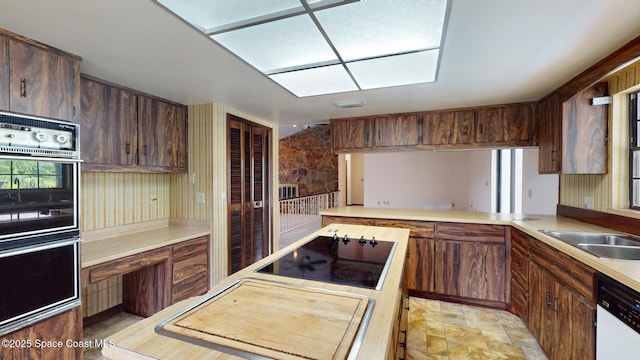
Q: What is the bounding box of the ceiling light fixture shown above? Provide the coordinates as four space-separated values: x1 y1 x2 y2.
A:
155 0 449 97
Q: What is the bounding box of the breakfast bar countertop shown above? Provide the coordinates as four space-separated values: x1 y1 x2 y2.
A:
102 223 410 360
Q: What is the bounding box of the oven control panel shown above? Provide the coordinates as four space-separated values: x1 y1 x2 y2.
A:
0 112 78 152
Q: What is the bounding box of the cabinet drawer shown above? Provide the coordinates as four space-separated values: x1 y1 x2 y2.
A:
172 236 208 260
173 252 208 284
511 247 528 289
436 223 505 244
172 272 208 303
511 228 530 255
322 216 376 227
375 219 434 238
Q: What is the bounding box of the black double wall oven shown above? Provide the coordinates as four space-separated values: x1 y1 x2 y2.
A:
0 112 81 336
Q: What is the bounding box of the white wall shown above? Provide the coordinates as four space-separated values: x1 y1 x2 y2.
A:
467 150 494 212
521 148 559 215
359 148 557 214
363 151 480 210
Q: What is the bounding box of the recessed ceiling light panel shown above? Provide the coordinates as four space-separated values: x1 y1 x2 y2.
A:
269 65 358 97
347 50 440 90
212 15 337 72
315 0 447 61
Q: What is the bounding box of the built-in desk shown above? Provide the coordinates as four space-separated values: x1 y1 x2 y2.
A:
81 220 211 317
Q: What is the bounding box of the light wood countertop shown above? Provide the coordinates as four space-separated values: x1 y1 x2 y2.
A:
81 221 210 268
102 224 410 360
322 206 640 293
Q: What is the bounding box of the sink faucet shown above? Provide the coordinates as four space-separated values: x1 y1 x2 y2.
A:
13 178 20 203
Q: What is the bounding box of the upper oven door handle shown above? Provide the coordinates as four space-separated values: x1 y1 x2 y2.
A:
0 155 83 163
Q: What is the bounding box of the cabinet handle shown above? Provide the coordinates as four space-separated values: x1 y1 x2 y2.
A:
553 297 559 312
20 78 26 97
545 290 551 305
125 143 131 155
551 150 557 162
479 123 483 134
143 144 147 156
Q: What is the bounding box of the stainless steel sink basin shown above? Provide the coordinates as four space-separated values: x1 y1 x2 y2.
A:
577 244 640 261
539 230 640 261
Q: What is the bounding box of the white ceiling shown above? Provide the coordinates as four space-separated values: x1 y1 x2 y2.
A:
1 0 640 136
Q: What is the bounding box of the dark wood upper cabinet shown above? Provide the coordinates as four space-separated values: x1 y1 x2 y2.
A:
331 117 373 151
80 76 187 173
424 110 474 145
561 83 608 174
0 36 8 110
0 30 80 122
538 83 608 174
137 95 187 171
374 114 421 147
80 75 137 166
475 102 536 144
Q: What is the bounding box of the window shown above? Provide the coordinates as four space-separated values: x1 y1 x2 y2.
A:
0 161 63 190
631 92 640 209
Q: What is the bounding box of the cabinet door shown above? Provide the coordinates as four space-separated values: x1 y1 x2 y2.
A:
562 82 608 174
406 237 435 292
9 40 79 122
331 118 372 151
0 36 8 110
137 95 187 171
475 103 535 144
374 114 421 147
80 76 137 166
424 110 474 145
538 94 562 173
528 262 553 354
434 241 506 302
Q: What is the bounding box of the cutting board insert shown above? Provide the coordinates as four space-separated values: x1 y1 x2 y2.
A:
157 278 372 359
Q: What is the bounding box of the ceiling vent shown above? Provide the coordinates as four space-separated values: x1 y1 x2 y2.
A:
334 99 366 108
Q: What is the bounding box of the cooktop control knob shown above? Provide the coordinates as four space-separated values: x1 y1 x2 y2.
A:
359 236 367 245
370 237 378 247
33 132 48 142
54 134 68 144
342 234 349 244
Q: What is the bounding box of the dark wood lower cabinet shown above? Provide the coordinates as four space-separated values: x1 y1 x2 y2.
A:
406 237 435 292
528 262 595 360
0 307 82 360
434 240 506 303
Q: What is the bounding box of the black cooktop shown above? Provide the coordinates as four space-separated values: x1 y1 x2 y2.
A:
256 234 395 290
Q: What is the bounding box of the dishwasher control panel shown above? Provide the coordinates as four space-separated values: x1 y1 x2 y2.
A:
598 274 640 333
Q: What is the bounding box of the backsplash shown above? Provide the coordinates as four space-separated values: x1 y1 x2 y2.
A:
81 172 171 231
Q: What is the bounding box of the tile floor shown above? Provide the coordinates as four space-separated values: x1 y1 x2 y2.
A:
82 312 143 360
82 297 546 360
406 298 547 360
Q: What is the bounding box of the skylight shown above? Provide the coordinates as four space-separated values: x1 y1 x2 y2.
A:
155 0 448 97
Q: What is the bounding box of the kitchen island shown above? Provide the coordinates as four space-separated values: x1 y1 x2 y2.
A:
101 223 410 360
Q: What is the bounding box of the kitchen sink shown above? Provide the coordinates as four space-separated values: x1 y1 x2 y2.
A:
539 230 640 261
577 244 640 261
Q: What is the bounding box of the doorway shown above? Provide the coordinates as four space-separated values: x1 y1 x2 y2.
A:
227 114 272 274
346 154 364 206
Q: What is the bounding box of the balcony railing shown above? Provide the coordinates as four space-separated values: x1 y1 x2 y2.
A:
279 191 339 234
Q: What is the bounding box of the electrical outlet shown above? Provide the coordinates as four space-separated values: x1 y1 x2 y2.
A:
195 192 205 204
583 196 595 210
528 189 533 198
